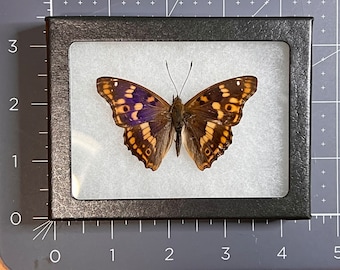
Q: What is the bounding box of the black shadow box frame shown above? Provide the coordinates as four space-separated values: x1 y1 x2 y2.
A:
46 17 312 219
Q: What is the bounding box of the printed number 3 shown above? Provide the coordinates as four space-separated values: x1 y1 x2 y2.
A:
221 247 231 261
8 40 18 54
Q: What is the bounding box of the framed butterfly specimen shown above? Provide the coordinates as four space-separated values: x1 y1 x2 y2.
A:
47 16 311 219
97 75 257 171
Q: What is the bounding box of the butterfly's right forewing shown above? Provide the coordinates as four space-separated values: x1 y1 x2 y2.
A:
96 77 174 170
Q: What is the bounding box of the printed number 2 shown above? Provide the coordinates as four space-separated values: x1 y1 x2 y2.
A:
8 40 18 54
165 247 174 261
9 97 19 111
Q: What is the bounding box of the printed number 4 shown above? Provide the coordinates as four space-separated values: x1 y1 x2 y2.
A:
277 246 287 260
8 40 18 54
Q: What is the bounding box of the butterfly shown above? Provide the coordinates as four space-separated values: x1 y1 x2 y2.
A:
96 75 257 171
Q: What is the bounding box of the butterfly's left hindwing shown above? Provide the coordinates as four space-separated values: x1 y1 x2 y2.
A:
183 76 257 170
96 77 174 170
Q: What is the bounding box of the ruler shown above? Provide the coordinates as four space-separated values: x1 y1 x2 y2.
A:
0 0 339 269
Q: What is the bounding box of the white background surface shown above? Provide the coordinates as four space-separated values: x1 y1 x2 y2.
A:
69 41 289 199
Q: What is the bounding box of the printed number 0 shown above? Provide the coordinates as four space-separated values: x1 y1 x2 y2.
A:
165 247 174 261
8 40 18 54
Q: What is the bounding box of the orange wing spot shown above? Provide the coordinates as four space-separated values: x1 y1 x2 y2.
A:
206 121 217 129
147 96 155 103
229 97 239 104
129 137 136 144
218 143 224 149
103 89 112 95
219 84 225 89
132 144 138 149
116 105 130 114
142 127 151 137
107 94 113 100
212 103 224 119
115 115 122 124
115 98 125 105
217 110 224 119
225 104 239 113
142 154 148 162
149 137 156 148
145 148 152 156
136 148 143 155
124 93 133 98
130 85 136 90
131 111 138 120
205 126 214 135
125 88 135 94
134 103 143 111
213 148 220 155
140 123 148 130
222 92 230 98
220 136 227 144
200 96 209 102
127 131 133 138
212 102 221 110
204 133 213 142
223 130 229 137
200 137 205 147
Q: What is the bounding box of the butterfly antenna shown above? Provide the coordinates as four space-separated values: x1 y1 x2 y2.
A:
179 61 193 97
166 61 179 96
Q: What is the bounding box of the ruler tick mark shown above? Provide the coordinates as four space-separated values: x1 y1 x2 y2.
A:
167 220 171 239
31 102 48 106
32 159 48 163
223 219 227 238
30 44 47 48
111 220 114 239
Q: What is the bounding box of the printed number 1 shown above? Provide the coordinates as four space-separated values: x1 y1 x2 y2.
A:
8 40 18 54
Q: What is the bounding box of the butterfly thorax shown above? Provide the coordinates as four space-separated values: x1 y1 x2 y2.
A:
171 96 185 157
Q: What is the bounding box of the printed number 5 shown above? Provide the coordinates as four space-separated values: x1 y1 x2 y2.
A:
334 246 340 259
8 40 18 54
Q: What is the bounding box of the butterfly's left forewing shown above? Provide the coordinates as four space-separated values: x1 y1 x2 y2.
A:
96 77 174 170
183 76 257 170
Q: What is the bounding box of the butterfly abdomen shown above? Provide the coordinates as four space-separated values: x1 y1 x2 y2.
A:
171 96 185 156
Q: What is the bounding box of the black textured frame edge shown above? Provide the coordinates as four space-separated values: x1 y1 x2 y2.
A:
47 17 312 219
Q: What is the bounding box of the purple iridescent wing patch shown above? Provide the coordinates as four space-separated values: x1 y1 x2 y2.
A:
96 77 174 171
